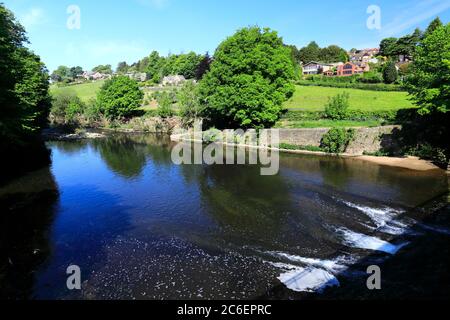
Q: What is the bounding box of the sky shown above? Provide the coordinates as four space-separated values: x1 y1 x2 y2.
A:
4 0 450 72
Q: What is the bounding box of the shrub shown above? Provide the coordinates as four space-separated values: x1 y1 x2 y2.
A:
51 91 85 123
406 144 448 166
279 143 323 152
324 92 350 120
177 81 202 127
156 91 175 118
383 61 398 84
97 76 144 119
296 79 404 92
321 128 355 154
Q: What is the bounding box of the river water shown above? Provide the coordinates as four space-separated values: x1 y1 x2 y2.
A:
0 134 448 299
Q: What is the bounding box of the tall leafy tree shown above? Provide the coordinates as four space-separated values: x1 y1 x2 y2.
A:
199 27 295 128
424 17 443 38
196 52 212 80
383 61 398 84
1 4 51 179
97 76 143 119
298 41 320 63
407 23 449 114
379 37 398 58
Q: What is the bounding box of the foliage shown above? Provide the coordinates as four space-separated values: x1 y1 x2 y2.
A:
324 92 350 120
296 79 404 91
196 52 212 80
177 81 202 126
0 4 51 148
156 91 175 118
92 64 113 74
406 23 450 114
51 90 85 122
199 26 295 128
116 61 129 74
320 128 355 154
424 17 443 38
383 61 398 84
279 143 323 152
295 42 348 63
97 76 144 119
406 144 448 166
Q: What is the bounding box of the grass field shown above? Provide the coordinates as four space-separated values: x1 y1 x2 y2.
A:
283 85 415 112
50 80 106 102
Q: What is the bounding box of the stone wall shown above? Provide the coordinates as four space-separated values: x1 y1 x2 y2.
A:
172 125 402 156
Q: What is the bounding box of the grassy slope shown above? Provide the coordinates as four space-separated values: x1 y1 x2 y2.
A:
50 80 106 102
283 85 415 112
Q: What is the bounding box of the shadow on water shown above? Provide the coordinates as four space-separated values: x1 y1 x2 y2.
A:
0 167 58 299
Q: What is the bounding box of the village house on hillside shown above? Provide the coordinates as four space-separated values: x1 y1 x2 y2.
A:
302 62 333 75
336 62 368 76
162 75 186 86
81 71 111 81
125 72 148 82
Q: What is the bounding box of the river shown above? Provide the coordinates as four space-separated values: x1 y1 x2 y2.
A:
0 133 448 299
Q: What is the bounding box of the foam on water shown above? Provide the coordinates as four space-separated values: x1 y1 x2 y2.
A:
341 201 410 235
337 227 409 254
268 262 339 293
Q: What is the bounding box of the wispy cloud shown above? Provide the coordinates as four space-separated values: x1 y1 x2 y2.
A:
136 0 170 9
20 7 45 29
381 0 450 37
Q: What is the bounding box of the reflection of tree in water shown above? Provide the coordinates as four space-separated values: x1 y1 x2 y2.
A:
179 158 294 242
48 140 89 155
0 168 58 299
91 135 147 179
91 134 175 179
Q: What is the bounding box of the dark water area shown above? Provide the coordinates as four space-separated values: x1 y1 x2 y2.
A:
0 134 448 300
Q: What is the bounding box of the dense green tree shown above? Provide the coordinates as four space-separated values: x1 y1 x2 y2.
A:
92 64 113 74
407 23 449 114
195 52 212 80
424 17 443 38
1 4 51 178
379 37 398 58
51 65 71 82
383 61 398 84
199 27 295 128
298 41 321 63
320 45 349 63
96 76 143 119
177 81 203 126
69 66 83 79
116 61 129 74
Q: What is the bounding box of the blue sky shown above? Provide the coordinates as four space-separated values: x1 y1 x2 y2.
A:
4 0 450 72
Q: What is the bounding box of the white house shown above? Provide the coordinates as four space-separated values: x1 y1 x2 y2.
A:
302 62 333 75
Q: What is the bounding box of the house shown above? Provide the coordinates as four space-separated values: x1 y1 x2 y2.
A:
81 71 110 81
349 48 379 65
126 72 148 82
336 62 366 76
162 75 186 86
302 62 333 75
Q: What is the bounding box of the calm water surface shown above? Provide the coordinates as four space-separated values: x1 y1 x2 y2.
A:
0 134 448 299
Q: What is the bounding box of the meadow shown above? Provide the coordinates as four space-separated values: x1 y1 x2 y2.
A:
283 85 415 112
50 80 106 102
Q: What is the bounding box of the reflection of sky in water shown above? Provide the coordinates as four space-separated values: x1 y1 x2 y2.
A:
2 135 447 299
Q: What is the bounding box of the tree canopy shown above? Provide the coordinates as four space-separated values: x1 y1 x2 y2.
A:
0 4 51 148
97 76 144 119
406 23 450 114
199 27 295 128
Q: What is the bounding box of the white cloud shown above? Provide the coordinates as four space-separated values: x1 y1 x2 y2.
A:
20 8 45 29
380 0 450 37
